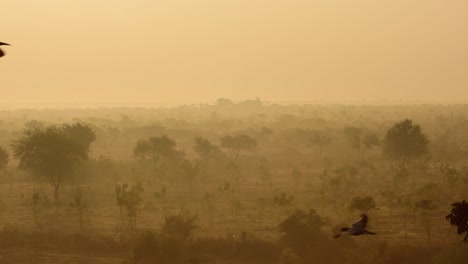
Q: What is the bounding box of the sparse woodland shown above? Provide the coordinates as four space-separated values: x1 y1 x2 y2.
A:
0 99 468 263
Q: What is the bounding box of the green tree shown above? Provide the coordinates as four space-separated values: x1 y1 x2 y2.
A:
238 97 263 108
116 182 144 236
343 126 363 152
178 158 199 191
414 199 436 247
308 130 331 157
396 194 414 239
216 98 235 107
11 123 95 204
193 136 223 159
291 168 302 191
204 193 216 229
349 196 377 213
24 120 45 130
273 192 294 223
161 214 198 240
274 192 295 221
274 192 294 208
383 119 429 166
31 193 42 231
440 163 459 194
133 135 184 181
218 182 241 229
343 127 380 161
62 123 96 150
70 187 88 232
257 158 272 188
220 134 257 158
154 186 169 221
362 133 380 159
115 184 126 227
446 200 468 243
133 135 178 163
256 197 267 230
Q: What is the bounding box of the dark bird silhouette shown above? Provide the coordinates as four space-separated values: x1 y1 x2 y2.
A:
334 214 376 238
0 42 10 58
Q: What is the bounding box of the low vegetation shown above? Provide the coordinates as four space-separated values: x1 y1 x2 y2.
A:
0 100 467 263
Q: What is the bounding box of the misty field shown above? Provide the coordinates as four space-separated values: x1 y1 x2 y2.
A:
0 100 467 263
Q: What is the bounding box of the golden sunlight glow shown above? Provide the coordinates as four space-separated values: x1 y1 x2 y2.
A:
1 0 468 105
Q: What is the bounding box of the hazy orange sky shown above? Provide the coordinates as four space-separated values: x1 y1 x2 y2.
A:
1 0 468 105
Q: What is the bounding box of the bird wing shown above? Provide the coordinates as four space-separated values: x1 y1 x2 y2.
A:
0 48 4 58
352 214 368 229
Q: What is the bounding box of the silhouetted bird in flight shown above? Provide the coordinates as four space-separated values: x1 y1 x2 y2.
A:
0 42 10 58
334 214 376 238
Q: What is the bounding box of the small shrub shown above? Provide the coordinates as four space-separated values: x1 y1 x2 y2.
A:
161 214 197 239
132 231 161 264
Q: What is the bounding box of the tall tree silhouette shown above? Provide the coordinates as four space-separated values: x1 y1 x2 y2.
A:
133 135 184 180
11 123 95 203
414 199 436 247
220 134 257 158
308 130 331 158
383 119 429 167
193 136 223 159
446 200 468 243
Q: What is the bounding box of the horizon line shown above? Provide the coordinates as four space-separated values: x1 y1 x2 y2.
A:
1 99 468 110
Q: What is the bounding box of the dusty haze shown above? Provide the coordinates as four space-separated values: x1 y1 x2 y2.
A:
1 0 468 105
